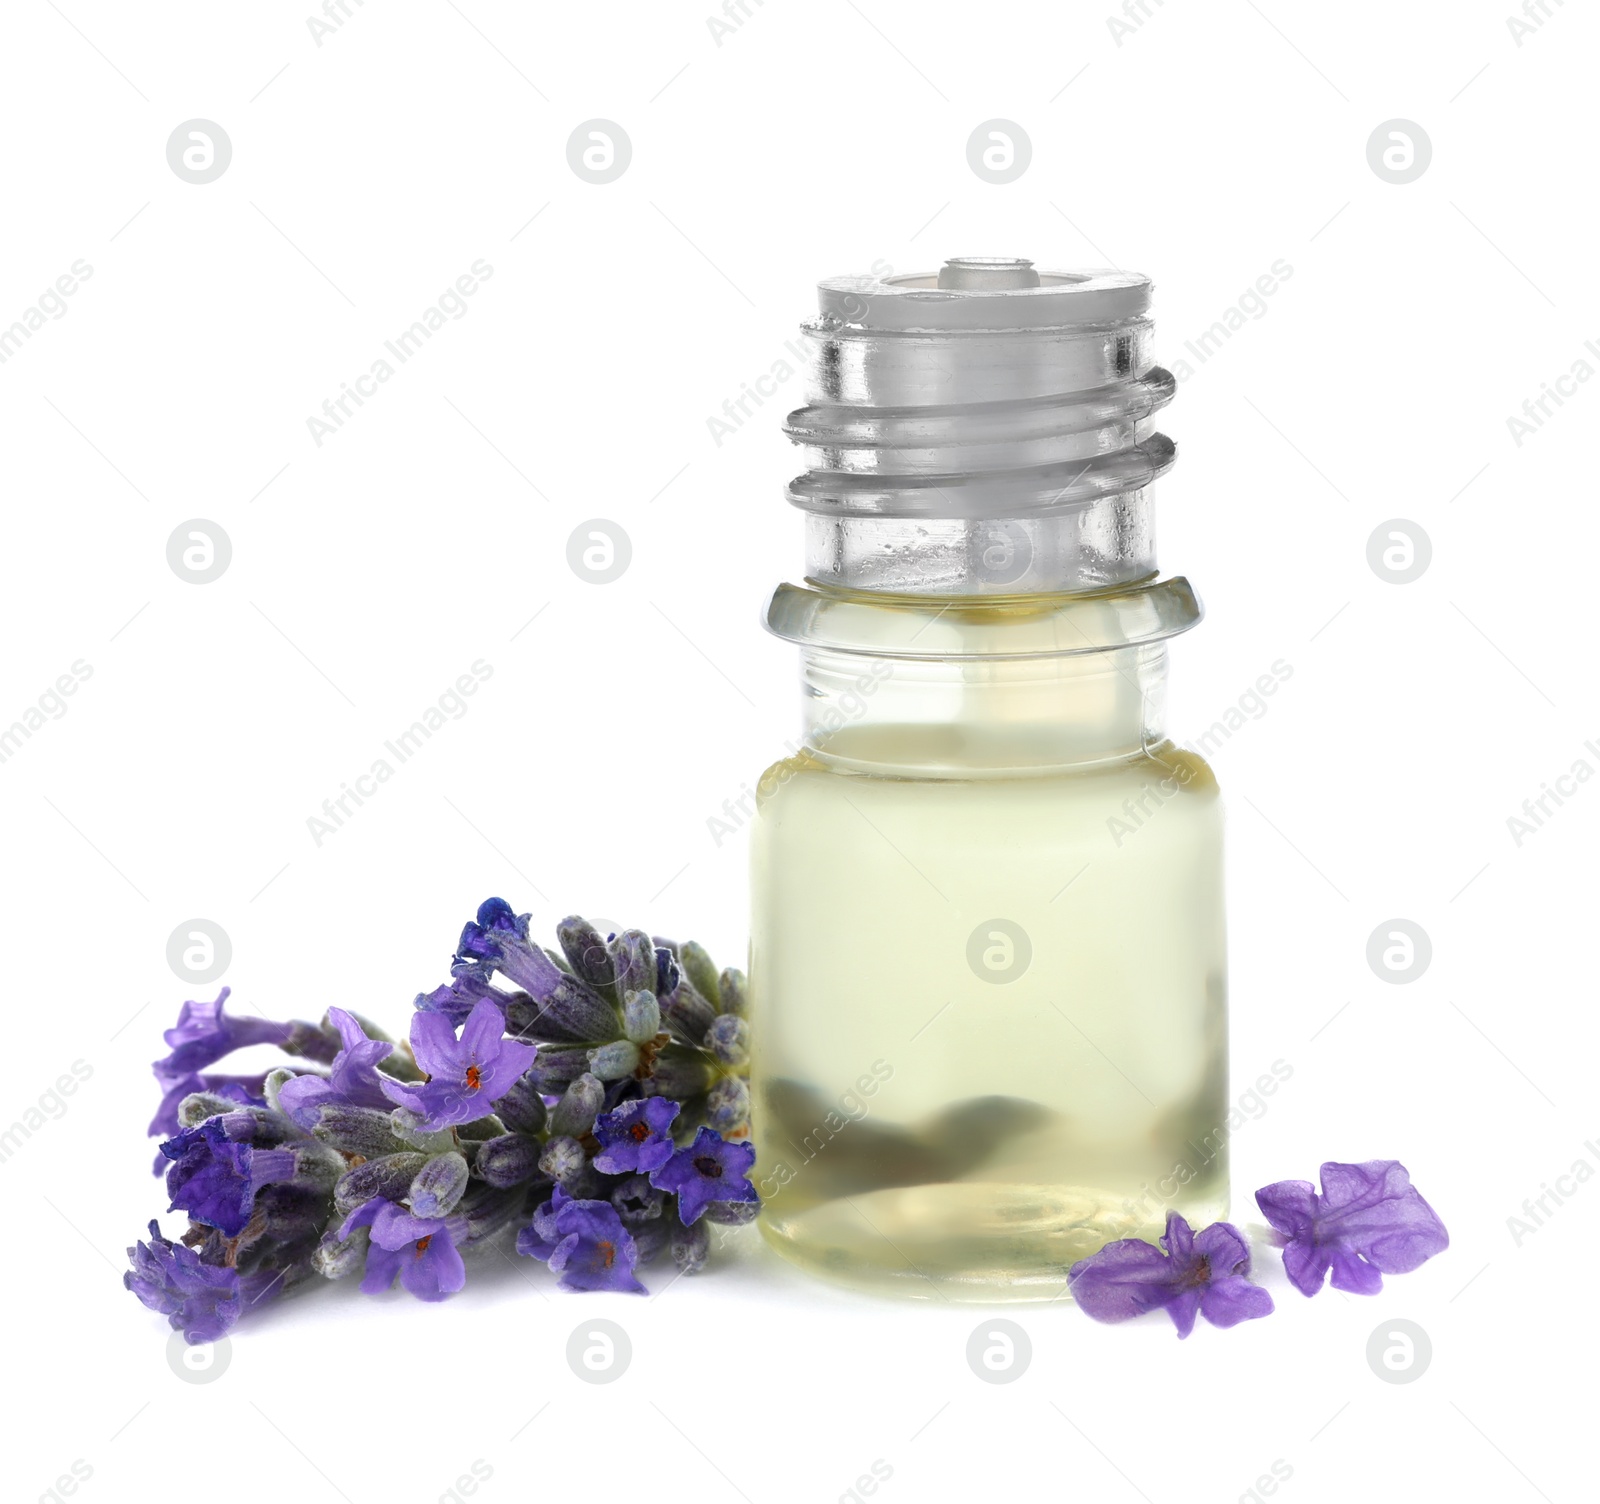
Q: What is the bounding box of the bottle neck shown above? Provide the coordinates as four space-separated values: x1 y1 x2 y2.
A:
798 642 1170 776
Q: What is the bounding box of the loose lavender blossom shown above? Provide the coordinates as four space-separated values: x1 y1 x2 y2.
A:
278 1008 395 1129
1255 1160 1448 1297
124 1220 242 1343
340 1199 466 1301
593 1098 681 1175
1069 1211 1274 1338
379 999 536 1132
651 1127 758 1225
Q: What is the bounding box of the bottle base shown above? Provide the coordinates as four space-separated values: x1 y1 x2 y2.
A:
758 1179 1227 1303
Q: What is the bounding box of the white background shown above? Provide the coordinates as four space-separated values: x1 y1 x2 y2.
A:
2 2 1595 1501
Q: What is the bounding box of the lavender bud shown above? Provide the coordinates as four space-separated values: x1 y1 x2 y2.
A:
610 929 656 997
549 1073 604 1137
632 1218 671 1266
409 1151 470 1217
293 1142 348 1189
278 1017 343 1066
475 1132 544 1189
312 1104 407 1158
312 1225 369 1280
703 1197 760 1226
678 940 721 1007
177 1091 253 1127
262 1066 298 1117
660 982 716 1042
505 974 618 1043
648 1049 711 1098
523 1044 593 1093
557 916 616 994
622 990 661 1045
334 1151 427 1216
672 1215 711 1274
588 1040 642 1081
491 1070 548 1137
451 1184 536 1246
655 947 681 998
705 1076 751 1136
539 1135 587 1184
455 1114 505 1142
718 967 747 1017
705 1014 750 1068
387 1107 456 1154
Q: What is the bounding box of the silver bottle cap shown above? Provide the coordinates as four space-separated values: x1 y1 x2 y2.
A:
785 259 1174 596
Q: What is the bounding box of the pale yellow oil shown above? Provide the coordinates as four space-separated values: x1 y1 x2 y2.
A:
749 724 1227 1302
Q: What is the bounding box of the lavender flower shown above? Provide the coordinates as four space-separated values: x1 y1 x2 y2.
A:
518 1187 647 1294
277 1008 395 1129
651 1127 758 1225
592 1098 680 1175
415 960 513 1029
149 987 323 1137
1068 1211 1274 1338
339 1198 466 1301
124 1220 242 1344
1255 1160 1448 1297
379 999 536 1132
455 898 567 997
161 1115 303 1237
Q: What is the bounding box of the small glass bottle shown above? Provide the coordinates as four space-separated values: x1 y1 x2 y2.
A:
748 259 1227 1301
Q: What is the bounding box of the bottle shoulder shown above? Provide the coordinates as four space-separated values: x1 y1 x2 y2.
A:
753 740 1222 799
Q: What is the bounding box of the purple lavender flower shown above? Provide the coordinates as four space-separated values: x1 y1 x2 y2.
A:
379 999 536 1132
592 1097 680 1175
415 960 511 1029
650 1127 758 1225
124 1220 242 1343
149 988 310 1136
339 1198 465 1301
455 898 567 997
517 1187 647 1294
277 1008 395 1129
1255 1160 1448 1297
161 1116 300 1237
1068 1211 1274 1338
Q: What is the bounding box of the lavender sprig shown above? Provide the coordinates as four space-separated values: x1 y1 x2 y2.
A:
126 900 756 1344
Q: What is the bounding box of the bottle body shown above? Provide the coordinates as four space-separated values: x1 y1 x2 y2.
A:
749 616 1227 1300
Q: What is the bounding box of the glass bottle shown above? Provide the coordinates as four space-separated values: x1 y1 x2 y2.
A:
748 259 1227 1301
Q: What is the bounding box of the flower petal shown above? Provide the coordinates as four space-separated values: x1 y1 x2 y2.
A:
1068 1237 1180 1324
1200 1275 1274 1329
